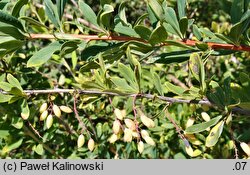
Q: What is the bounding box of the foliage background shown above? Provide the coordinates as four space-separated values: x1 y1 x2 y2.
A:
0 0 250 159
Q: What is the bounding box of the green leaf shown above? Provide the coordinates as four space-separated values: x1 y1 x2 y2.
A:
7 74 22 91
230 0 244 24
189 53 206 92
153 72 164 96
0 130 9 138
134 25 151 40
0 39 24 56
34 144 44 155
148 25 168 45
99 4 114 29
44 0 60 29
229 22 243 45
60 40 80 56
81 42 122 61
185 115 223 134
117 1 128 25
2 139 23 154
179 17 188 37
147 0 163 20
114 22 139 37
11 0 28 18
0 10 24 31
177 0 186 19
118 63 138 90
193 24 202 40
20 99 29 120
147 5 158 26
79 0 98 27
165 82 186 95
148 50 195 64
205 120 224 147
56 0 67 20
0 94 13 103
111 77 138 93
19 16 49 29
0 23 25 39
239 72 250 87
0 1 8 10
27 41 62 67
0 82 13 91
163 7 182 38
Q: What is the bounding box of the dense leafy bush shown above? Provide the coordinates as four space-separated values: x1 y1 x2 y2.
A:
0 0 250 159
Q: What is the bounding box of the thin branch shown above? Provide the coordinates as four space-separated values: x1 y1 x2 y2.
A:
167 74 189 90
1 89 250 115
23 124 63 158
27 34 250 52
73 95 89 134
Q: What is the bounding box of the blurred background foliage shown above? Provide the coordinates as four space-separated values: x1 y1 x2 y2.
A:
0 0 250 159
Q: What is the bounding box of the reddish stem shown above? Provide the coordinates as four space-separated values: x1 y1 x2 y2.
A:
28 34 250 52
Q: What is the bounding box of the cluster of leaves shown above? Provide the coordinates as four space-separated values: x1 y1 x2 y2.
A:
0 0 250 159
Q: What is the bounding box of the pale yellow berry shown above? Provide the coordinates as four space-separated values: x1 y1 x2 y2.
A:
240 142 250 156
114 108 126 120
46 114 53 129
39 103 48 113
132 131 140 138
53 105 61 118
88 138 95 151
140 130 149 139
112 120 121 134
124 128 133 142
108 134 118 143
40 110 48 121
140 113 155 128
137 141 144 153
59 105 73 113
144 136 155 146
186 117 195 128
77 134 85 148
124 119 136 131
201 112 210 122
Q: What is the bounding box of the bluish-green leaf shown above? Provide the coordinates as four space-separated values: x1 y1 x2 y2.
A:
111 77 138 93
230 0 244 24
0 10 24 31
185 115 222 134
165 82 186 95
44 0 60 28
11 0 28 17
147 0 163 20
148 25 168 45
19 16 49 29
177 0 186 19
153 72 164 96
179 17 188 37
79 0 98 27
114 22 139 37
27 41 62 67
118 63 138 90
163 7 182 38
56 0 67 20
134 25 151 40
0 23 25 39
99 4 114 29
193 24 202 40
